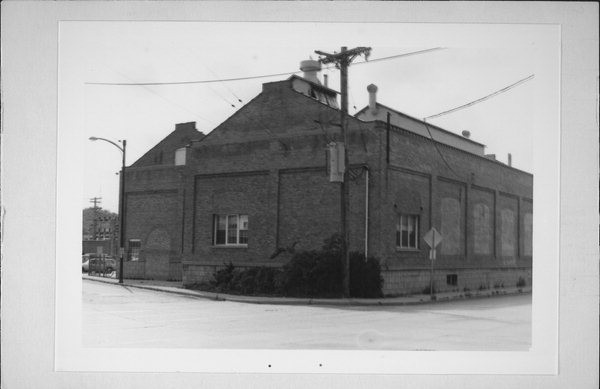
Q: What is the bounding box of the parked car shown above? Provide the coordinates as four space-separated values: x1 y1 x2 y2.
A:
82 256 89 273
87 254 117 276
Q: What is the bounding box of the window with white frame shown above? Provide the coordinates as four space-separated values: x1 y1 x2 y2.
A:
214 214 248 246
396 214 419 249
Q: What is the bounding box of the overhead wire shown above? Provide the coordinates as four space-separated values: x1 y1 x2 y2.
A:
202 63 244 103
423 74 535 121
86 70 303 86
419 73 534 178
422 120 463 179
89 60 216 126
84 48 446 87
353 47 445 66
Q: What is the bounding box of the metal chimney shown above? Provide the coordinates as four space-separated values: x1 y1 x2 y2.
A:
300 59 322 84
367 84 378 115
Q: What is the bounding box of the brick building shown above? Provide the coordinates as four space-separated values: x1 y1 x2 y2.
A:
120 61 533 295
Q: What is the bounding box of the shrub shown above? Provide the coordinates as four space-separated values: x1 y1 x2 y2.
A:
279 234 383 298
279 250 342 297
349 252 383 298
254 266 279 294
516 277 527 288
209 264 281 295
422 285 436 295
211 262 236 289
208 234 383 298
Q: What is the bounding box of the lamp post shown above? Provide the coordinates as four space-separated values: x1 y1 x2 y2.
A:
89 136 127 284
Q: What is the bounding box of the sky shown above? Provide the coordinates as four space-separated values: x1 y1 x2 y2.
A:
65 22 547 213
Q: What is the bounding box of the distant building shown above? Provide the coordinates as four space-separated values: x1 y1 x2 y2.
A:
119 60 532 295
82 210 118 255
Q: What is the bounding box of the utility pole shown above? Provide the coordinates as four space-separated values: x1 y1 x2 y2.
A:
89 136 127 283
89 197 102 240
315 46 371 298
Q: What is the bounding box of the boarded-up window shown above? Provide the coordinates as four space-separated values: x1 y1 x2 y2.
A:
501 209 516 257
473 203 492 255
523 212 533 256
441 197 461 255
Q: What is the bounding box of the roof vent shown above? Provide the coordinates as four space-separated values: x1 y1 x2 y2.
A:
300 59 322 85
367 84 378 115
461 130 471 138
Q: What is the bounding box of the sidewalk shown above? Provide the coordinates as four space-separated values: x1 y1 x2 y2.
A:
82 274 532 306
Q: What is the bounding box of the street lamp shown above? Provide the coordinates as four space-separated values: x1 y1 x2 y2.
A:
89 136 127 284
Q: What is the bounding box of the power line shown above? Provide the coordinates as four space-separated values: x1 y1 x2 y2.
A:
202 63 244 103
423 74 535 121
422 121 463 180
87 70 303 86
91 60 216 125
353 47 444 66
84 48 444 87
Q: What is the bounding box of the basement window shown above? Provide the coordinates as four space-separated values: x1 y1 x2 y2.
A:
213 214 248 246
447 274 458 286
396 214 419 249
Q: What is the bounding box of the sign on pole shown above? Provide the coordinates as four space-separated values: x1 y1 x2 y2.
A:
424 228 443 262
423 227 443 249
423 227 443 300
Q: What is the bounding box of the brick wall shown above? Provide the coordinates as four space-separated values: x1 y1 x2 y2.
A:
133 122 203 168
191 171 274 265
382 267 532 295
364 122 533 293
123 165 184 280
124 78 532 294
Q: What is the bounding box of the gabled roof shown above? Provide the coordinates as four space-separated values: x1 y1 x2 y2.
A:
131 122 204 168
355 102 485 147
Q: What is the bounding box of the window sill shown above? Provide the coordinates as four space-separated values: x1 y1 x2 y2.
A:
212 245 248 249
395 247 421 252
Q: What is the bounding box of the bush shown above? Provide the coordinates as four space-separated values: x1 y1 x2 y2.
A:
516 277 527 288
279 249 342 297
279 234 383 298
211 262 236 289
254 266 278 294
349 252 383 298
206 234 383 298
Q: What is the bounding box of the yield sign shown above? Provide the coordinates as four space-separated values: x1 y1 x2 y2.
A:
423 227 443 249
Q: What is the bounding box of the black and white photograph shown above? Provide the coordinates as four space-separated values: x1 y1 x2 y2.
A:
1 2 598 388
77 23 536 352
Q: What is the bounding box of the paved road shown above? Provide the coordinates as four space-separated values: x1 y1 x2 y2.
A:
83 280 531 350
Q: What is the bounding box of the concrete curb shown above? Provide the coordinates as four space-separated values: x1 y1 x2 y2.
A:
82 275 532 306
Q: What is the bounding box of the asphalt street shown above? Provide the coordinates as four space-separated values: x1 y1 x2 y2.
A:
83 279 532 350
